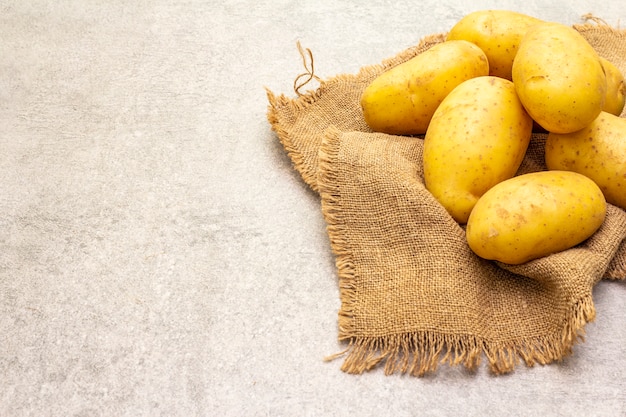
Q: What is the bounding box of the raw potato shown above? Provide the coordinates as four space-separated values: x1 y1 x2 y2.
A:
360 40 489 135
423 76 532 224
545 111 626 210
466 171 607 265
512 22 607 134
446 9 543 80
600 57 626 116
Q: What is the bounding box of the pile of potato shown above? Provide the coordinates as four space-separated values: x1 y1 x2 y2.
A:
360 10 626 264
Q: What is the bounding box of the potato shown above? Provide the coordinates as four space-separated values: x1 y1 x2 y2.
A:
466 171 606 265
360 40 489 135
545 111 626 210
600 57 626 116
423 76 532 224
446 9 543 80
512 22 607 134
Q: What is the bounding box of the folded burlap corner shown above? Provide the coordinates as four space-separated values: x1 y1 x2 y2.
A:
266 24 626 376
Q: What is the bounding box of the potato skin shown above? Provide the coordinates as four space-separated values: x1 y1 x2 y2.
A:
599 57 626 116
466 171 606 265
512 22 607 134
446 9 543 80
423 76 532 224
360 40 489 135
545 111 626 210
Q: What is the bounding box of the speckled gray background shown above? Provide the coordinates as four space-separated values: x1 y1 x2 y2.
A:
2 1 625 416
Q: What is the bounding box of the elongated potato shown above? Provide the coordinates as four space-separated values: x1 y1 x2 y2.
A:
545 111 626 210
361 40 489 135
423 76 532 224
512 22 607 133
600 57 626 116
466 171 606 265
447 9 543 80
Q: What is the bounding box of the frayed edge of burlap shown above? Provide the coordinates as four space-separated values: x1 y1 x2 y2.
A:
324 295 594 377
318 125 596 376
317 126 359 338
266 87 324 193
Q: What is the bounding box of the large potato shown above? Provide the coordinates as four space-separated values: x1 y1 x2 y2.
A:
599 57 626 116
466 171 606 265
446 9 543 80
545 111 626 210
512 22 607 133
423 76 532 224
360 40 489 135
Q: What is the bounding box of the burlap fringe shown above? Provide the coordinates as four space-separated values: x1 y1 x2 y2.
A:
318 125 596 376
327 292 596 377
266 88 323 192
317 126 359 339
265 42 328 193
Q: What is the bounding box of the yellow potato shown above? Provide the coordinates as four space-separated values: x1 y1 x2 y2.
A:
423 76 532 224
600 57 626 116
466 171 606 265
360 40 489 135
545 111 626 210
447 9 543 80
512 22 607 134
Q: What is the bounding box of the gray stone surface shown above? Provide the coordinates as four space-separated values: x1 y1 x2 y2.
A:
1 1 625 416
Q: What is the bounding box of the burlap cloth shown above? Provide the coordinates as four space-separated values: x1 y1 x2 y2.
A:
266 23 626 376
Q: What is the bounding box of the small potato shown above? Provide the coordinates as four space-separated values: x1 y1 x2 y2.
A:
447 9 543 80
512 22 607 134
466 171 606 265
423 76 532 224
360 40 489 135
545 111 626 210
600 57 626 116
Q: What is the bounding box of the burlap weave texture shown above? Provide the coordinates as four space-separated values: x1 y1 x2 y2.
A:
267 24 626 375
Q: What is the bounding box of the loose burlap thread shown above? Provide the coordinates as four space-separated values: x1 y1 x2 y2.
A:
266 23 626 376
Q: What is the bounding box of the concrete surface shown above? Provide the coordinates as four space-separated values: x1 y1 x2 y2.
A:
1 1 625 416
